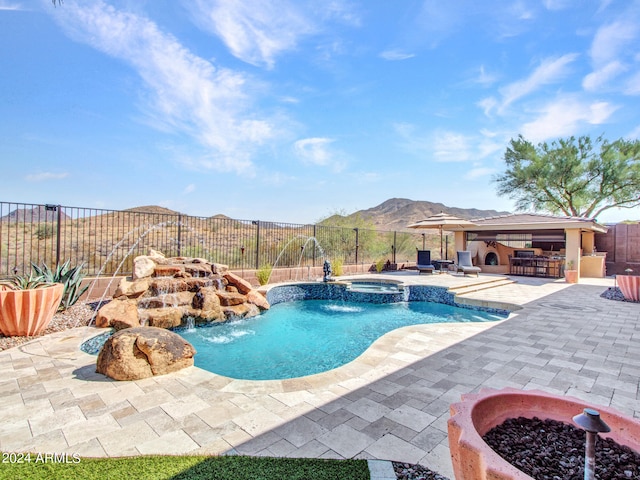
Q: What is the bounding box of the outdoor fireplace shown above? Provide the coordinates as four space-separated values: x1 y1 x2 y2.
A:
484 252 499 266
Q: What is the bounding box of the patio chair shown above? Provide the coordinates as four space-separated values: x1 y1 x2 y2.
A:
416 250 435 274
454 251 481 277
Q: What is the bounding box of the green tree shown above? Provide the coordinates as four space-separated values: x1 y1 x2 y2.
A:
495 135 640 219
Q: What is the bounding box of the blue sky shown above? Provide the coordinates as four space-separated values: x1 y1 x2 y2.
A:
1 0 639 224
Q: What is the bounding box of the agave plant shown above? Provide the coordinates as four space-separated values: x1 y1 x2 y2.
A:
31 260 89 311
0 273 51 291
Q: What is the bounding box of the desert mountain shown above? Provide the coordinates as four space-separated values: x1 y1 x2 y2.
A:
0 205 70 223
322 198 510 231
123 206 183 215
2 200 509 231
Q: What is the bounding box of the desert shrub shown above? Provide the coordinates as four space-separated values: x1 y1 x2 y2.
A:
375 258 386 273
256 263 273 286
331 258 343 276
35 223 55 240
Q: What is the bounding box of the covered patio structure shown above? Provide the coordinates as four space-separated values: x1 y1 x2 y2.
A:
444 213 609 282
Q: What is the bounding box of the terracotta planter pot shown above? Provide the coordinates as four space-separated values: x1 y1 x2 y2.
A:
564 269 578 283
0 283 64 336
618 275 640 302
448 387 640 480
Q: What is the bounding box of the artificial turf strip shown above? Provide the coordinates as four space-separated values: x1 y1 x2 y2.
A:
0 454 370 480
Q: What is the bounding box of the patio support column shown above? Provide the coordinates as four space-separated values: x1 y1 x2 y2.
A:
454 231 466 253
582 231 595 254
565 228 581 282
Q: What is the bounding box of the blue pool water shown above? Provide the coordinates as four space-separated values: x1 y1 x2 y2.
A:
177 299 504 380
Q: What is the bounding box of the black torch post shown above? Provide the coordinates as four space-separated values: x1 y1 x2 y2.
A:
573 408 611 480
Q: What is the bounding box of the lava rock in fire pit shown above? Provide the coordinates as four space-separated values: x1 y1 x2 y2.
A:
483 416 640 480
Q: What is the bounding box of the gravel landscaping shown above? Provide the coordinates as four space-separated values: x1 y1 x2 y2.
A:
600 286 639 302
393 462 450 480
0 300 100 352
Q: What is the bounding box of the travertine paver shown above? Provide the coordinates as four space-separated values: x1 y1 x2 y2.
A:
1 273 638 479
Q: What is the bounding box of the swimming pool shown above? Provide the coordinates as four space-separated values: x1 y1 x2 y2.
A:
176 298 505 380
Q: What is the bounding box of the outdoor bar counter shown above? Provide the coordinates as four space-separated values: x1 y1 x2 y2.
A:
508 255 564 278
580 253 607 277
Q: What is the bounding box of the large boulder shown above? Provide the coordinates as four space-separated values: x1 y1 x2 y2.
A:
133 256 156 279
96 327 196 381
95 298 140 330
246 290 270 311
222 303 260 319
114 277 149 299
216 290 246 306
224 272 253 294
139 307 183 329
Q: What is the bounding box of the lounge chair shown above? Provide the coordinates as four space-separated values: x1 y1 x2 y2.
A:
454 251 481 276
416 250 435 274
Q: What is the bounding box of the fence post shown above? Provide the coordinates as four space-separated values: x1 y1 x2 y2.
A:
45 204 61 268
254 221 260 269
393 231 397 264
354 228 359 265
313 224 317 267
177 214 182 257
56 205 62 267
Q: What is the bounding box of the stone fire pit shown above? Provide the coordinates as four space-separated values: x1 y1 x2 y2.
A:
448 387 640 480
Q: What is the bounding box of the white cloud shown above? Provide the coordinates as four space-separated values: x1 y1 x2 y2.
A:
394 124 500 163
356 172 382 183
589 20 638 66
183 184 196 195
509 1 535 20
627 124 640 139
624 70 640 95
542 0 572 10
318 1 362 27
477 97 498 117
521 96 618 142
475 65 498 86
379 50 415 61
25 172 69 182
0 1 22 10
597 0 614 13
464 167 497 180
497 54 579 112
479 128 498 138
432 132 473 162
293 137 345 171
584 5 640 96
582 60 627 91
477 139 503 158
186 0 315 68
52 1 275 174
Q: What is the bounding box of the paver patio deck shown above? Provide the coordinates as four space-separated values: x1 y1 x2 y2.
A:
1 273 638 478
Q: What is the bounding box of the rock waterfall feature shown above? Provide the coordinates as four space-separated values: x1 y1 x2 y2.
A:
96 250 270 331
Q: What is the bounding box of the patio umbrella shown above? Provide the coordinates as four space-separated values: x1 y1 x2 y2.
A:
407 212 477 259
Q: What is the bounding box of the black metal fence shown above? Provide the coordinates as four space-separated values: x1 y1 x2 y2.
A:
0 201 449 277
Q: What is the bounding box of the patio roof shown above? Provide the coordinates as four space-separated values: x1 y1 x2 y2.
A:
442 213 609 234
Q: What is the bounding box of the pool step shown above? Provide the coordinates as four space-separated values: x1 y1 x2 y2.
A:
448 277 516 296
